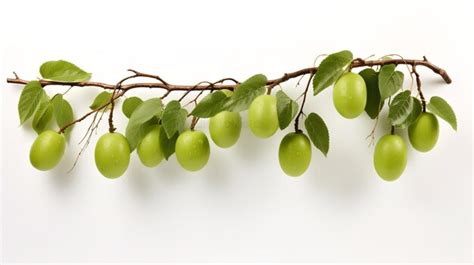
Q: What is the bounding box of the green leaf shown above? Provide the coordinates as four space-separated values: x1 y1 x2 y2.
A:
388 91 413 126
359 68 383 119
89 91 113 110
222 74 267 112
276 90 299 130
304 113 329 156
122 97 143 118
427 96 457 130
125 98 163 150
51 94 74 136
159 128 179 160
32 100 53 134
191 91 228 118
161 100 188 138
397 97 422 129
378 64 404 100
136 119 157 146
313 50 353 95
40 60 91 82
18 81 45 124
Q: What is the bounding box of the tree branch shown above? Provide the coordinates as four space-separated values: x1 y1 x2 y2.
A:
8 57 452 135
6 58 451 93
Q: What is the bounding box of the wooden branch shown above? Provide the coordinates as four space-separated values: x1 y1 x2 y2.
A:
6 58 451 93
6 57 452 134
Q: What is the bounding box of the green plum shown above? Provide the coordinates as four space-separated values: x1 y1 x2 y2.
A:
373 134 407 181
175 130 210 171
333 72 367 119
137 125 163 167
29 130 66 171
95 132 130 179
408 112 439 152
278 132 312 177
248 95 279 138
209 111 241 148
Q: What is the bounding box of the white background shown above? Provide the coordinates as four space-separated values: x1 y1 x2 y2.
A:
1 0 472 263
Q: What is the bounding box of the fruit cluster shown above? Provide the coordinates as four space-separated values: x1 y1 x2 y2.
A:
12 51 456 182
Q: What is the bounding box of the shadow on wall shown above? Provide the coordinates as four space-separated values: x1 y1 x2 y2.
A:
303 111 379 203
305 139 373 203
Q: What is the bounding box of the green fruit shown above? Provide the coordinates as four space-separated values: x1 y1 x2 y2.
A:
137 125 163 167
333 72 367 119
373 134 407 181
95 132 130 179
29 130 66 171
408 112 439 152
209 111 241 148
248 95 279 138
175 130 210 171
278 132 312 177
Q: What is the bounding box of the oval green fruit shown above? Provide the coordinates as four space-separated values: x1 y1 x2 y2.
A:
333 72 367 119
408 112 439 152
209 111 241 148
95 132 130 179
278 132 312 177
137 125 163 167
248 95 278 138
373 134 407 181
175 130 210 171
29 130 66 171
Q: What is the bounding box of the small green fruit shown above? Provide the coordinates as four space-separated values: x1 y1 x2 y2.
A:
373 134 407 181
333 72 367 119
248 95 279 138
408 112 439 152
95 132 130 179
209 111 241 148
29 130 66 171
137 125 163 167
278 132 312 177
175 130 210 171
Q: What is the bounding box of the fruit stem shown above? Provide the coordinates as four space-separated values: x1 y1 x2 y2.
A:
412 65 427 112
390 126 395 135
294 73 315 133
190 116 199 130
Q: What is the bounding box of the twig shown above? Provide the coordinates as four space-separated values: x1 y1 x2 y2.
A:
7 58 452 92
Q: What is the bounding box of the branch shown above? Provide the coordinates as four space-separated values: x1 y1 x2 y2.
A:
8 57 452 135
6 58 451 93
